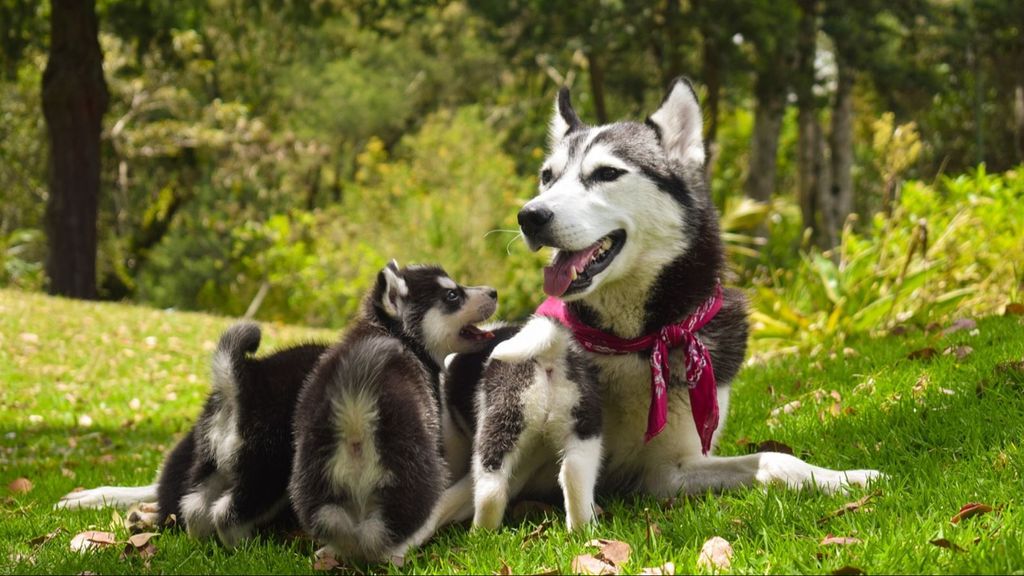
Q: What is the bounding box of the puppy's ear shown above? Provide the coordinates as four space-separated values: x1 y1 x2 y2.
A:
646 77 705 167
549 87 583 147
377 262 408 319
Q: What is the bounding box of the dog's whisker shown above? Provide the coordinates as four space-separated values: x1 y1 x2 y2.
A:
505 232 525 256
483 228 521 239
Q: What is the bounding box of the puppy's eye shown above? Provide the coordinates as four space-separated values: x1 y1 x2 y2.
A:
445 289 459 302
592 166 625 182
540 168 553 185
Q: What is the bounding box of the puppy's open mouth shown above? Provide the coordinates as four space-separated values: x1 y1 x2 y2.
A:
459 324 495 342
543 229 626 297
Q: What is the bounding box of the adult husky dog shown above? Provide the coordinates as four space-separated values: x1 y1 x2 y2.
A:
419 78 881 535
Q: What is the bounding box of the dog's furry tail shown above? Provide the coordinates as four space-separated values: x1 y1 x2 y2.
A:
488 316 570 364
211 321 261 395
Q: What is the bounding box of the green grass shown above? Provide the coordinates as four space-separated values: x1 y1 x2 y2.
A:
2 287 1023 574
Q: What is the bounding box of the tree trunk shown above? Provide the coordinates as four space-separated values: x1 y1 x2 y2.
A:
825 59 855 249
745 77 786 203
587 50 608 124
702 35 721 181
42 0 108 299
795 0 820 245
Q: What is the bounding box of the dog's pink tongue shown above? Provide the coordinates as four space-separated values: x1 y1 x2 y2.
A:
543 246 598 297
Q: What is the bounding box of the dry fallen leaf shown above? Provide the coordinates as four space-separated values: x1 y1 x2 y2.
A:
27 527 64 548
640 562 676 575
595 539 631 567
929 538 965 552
1005 303 1024 316
770 400 802 417
521 518 553 548
572 553 618 575
942 318 977 336
819 491 880 524
126 532 159 548
312 552 339 571
8 477 33 494
696 536 732 571
951 502 993 524
944 345 974 360
820 535 863 546
495 560 513 575
908 347 938 360
69 530 116 552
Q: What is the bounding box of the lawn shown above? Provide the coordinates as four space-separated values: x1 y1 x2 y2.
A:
2 287 1022 574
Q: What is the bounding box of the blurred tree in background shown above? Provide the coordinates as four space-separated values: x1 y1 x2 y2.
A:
1 0 1022 346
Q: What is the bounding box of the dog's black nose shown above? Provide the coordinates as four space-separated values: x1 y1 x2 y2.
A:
518 205 553 237
486 288 498 301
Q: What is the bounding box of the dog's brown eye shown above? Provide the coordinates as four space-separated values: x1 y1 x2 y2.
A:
445 289 459 302
592 166 625 182
540 168 553 185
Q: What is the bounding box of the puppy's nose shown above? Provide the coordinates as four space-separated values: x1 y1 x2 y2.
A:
485 288 498 301
518 205 553 237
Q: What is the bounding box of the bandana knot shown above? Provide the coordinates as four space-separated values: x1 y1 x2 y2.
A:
536 284 723 454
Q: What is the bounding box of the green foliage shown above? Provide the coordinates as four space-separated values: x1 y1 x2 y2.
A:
751 167 1024 353
138 106 545 326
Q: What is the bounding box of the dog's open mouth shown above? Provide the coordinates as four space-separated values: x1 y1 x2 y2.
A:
543 230 626 297
459 324 495 342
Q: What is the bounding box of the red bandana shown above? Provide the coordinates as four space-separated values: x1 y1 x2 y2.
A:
536 284 723 454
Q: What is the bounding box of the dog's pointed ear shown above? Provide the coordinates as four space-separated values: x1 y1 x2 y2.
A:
377 261 408 319
549 87 582 147
646 77 705 167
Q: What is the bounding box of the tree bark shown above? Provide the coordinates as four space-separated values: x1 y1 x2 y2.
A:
745 76 786 203
586 50 608 124
824 59 854 249
42 0 108 299
702 34 721 181
795 0 821 245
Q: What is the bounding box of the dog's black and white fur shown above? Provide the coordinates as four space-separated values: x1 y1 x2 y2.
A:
57 323 328 547
416 78 883 537
288 261 497 562
442 316 602 532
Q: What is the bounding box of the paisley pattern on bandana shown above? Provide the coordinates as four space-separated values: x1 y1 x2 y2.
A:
536 284 724 454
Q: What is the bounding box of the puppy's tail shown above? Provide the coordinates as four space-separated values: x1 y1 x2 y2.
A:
488 316 570 364
211 321 261 395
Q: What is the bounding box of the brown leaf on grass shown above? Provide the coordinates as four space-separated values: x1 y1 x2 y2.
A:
27 527 64 547
696 536 732 571
521 518 553 548
831 566 866 575
126 532 159 548
820 535 863 546
596 540 631 566
951 502 993 524
572 553 618 575
944 345 974 360
942 318 977 336
753 440 794 455
908 347 938 360
494 561 513 575
312 550 340 571
770 400 802 417
818 491 881 524
1005 303 1024 316
929 538 966 552
8 477 33 493
69 530 116 552
639 562 675 575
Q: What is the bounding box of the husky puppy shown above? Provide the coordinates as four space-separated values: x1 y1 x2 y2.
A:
160 323 327 546
55 323 327 541
289 261 498 562
56 323 328 546
453 316 602 532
